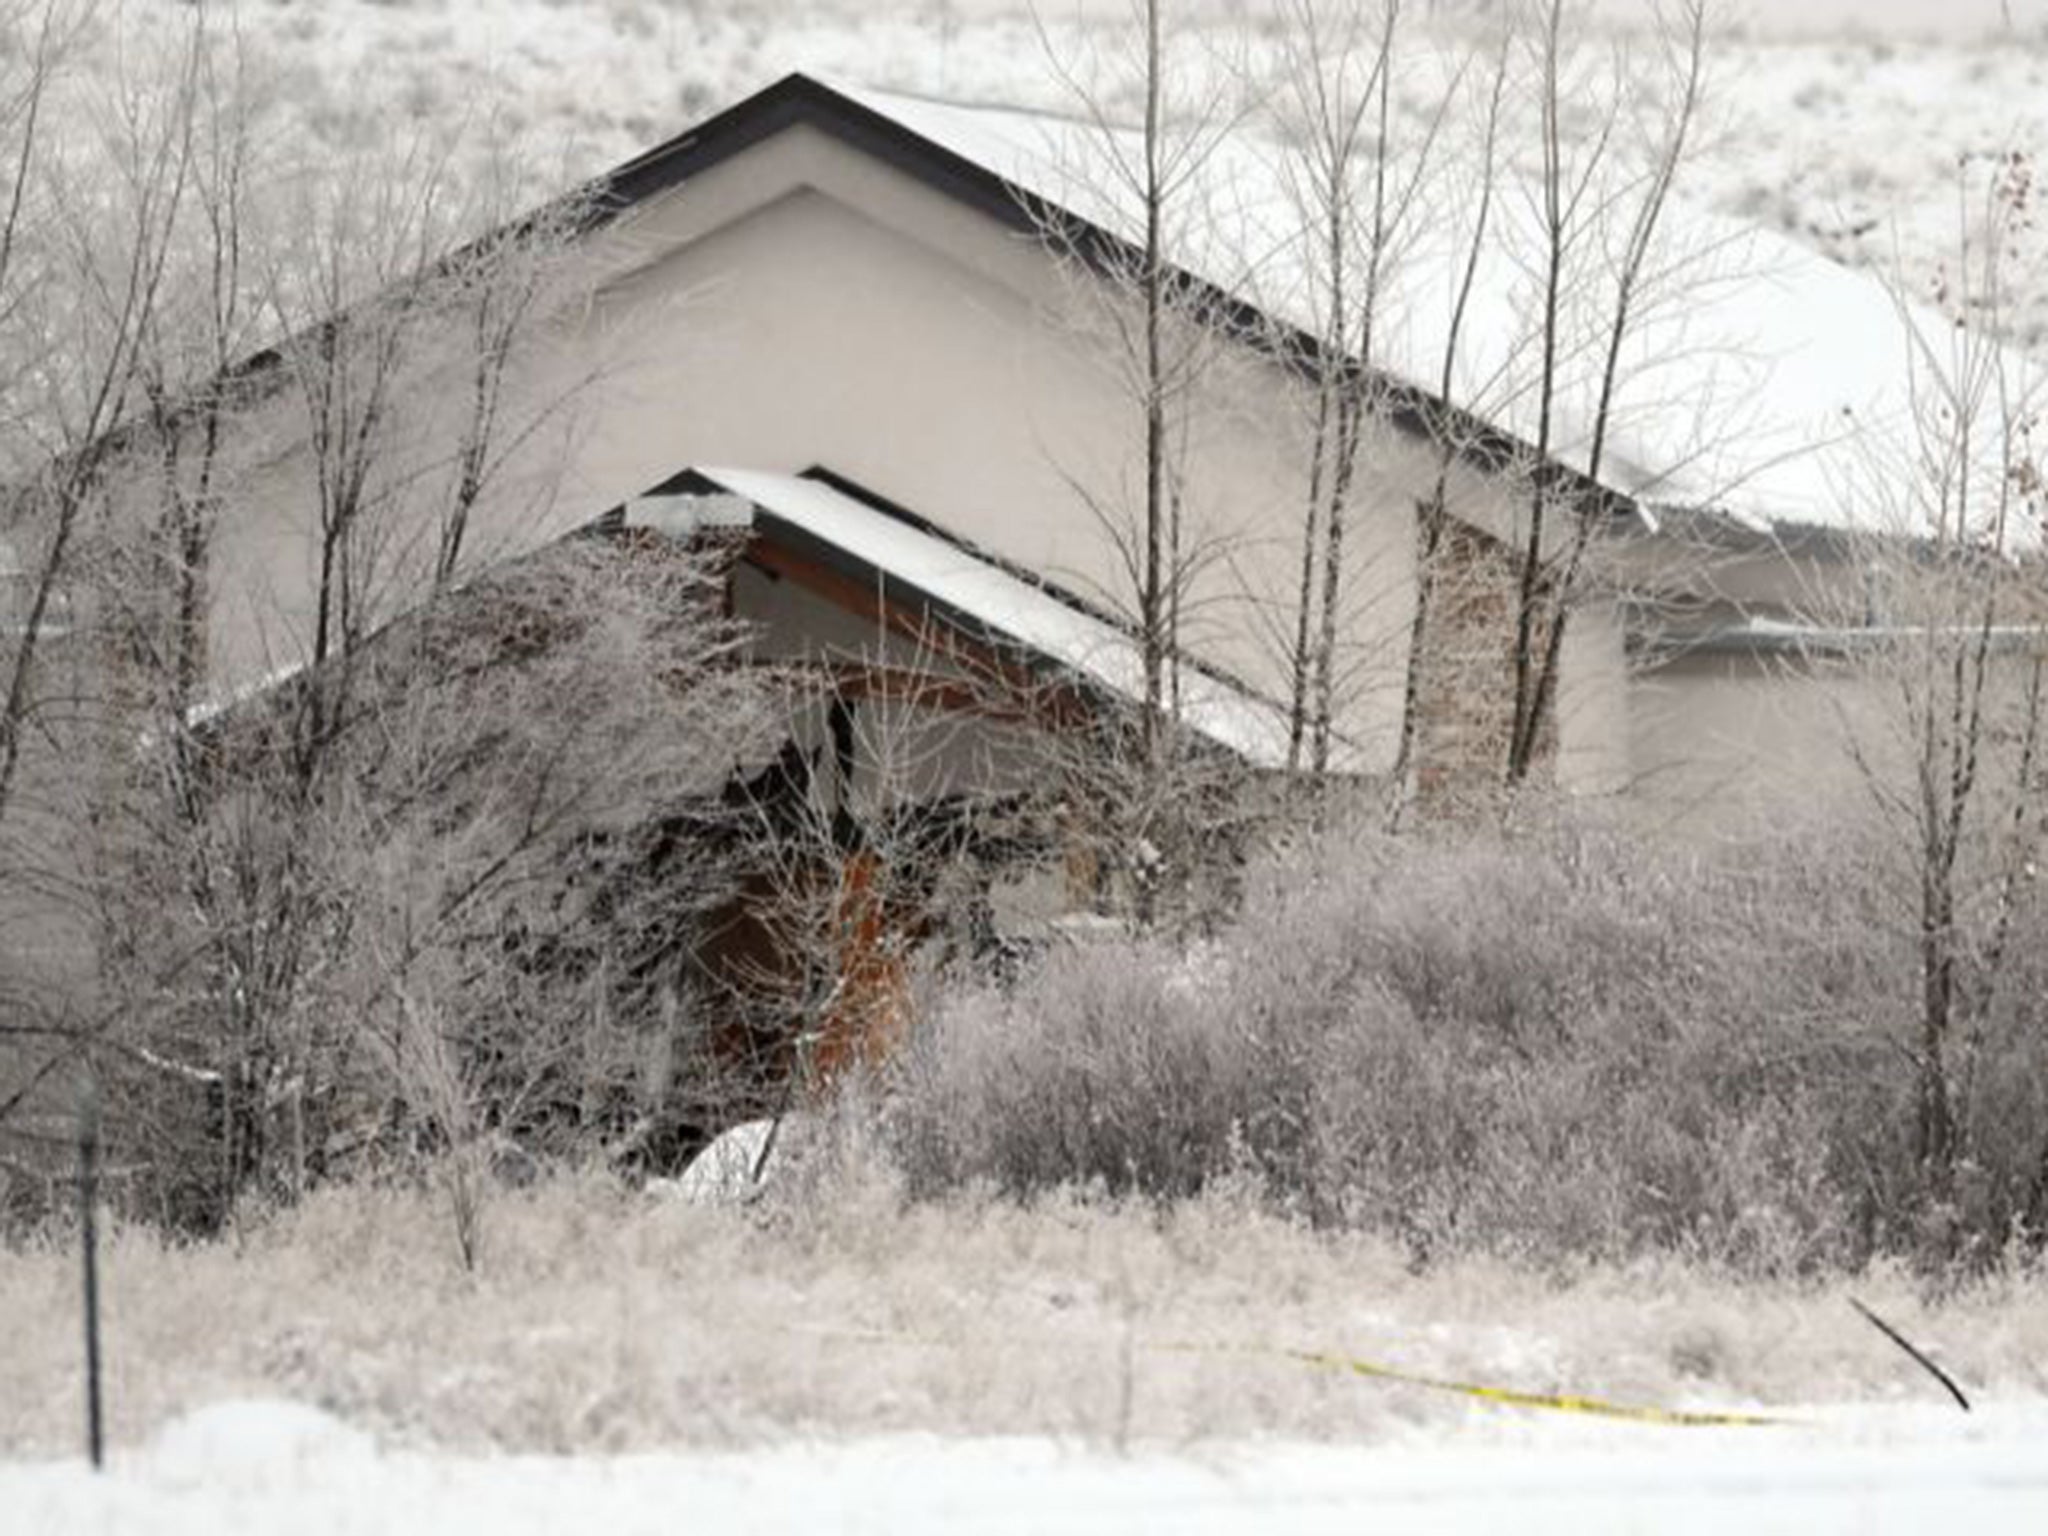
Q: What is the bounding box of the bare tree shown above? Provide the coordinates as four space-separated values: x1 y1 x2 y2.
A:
0 0 194 830
428 146 601 591
0 1 207 1186
1502 0 1708 786
1827 148 2048 1222
0 18 661 1224
257 123 475 786
333 531 769 1258
113 121 603 1220
1267 0 1453 778
91 522 771 1231
1028 0 1272 921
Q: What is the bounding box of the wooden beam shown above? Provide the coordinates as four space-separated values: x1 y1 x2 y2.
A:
739 540 1093 730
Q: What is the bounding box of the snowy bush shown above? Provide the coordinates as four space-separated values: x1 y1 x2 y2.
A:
887 816 2048 1274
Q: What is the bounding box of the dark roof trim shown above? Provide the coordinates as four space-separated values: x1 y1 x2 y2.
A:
595 74 1040 240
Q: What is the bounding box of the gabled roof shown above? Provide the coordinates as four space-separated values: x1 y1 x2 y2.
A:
115 71 2043 562
580 72 1638 532
584 72 2044 546
619 465 1339 772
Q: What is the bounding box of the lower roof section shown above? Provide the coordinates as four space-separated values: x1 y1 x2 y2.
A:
627 465 1330 772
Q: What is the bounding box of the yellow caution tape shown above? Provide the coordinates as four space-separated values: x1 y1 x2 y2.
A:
793 1326 1786 1429
1161 1340 1786 1428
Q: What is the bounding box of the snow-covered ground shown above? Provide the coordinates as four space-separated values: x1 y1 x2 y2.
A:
9 6 2048 1522
6 1396 2047 1534
4 1173 2046 1526
6 1174 2047 1450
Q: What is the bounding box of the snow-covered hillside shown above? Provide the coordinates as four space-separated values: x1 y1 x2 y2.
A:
75 2 2048 352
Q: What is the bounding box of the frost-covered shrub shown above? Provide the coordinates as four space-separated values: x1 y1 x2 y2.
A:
887 818 2048 1274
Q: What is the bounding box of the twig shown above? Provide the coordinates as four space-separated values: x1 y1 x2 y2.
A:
1850 1296 1971 1412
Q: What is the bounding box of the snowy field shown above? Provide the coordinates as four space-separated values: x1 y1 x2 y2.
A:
5 1175 2048 1527
6 1398 2048 1534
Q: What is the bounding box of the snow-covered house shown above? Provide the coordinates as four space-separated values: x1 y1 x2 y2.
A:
201 72 2042 829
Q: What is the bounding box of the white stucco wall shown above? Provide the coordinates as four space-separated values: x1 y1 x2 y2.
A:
199 117 1624 789
1624 650 1877 827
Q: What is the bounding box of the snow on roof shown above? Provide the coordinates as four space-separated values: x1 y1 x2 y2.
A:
670 467 1323 771
183 658 310 731
1686 614 2048 656
827 78 2043 543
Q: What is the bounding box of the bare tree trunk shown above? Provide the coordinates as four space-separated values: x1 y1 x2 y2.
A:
1505 0 1570 787
1273 1 1452 782
1507 0 1705 787
1833 145 2047 1225
1308 2 1399 778
1139 0 1163 707
1285 387 1330 773
1 0 194 824
1027 0 1251 927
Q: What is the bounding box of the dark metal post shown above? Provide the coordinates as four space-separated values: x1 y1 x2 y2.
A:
79 1075 104 1470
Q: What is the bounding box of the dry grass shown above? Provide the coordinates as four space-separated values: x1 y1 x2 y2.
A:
4 1161 2046 1459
